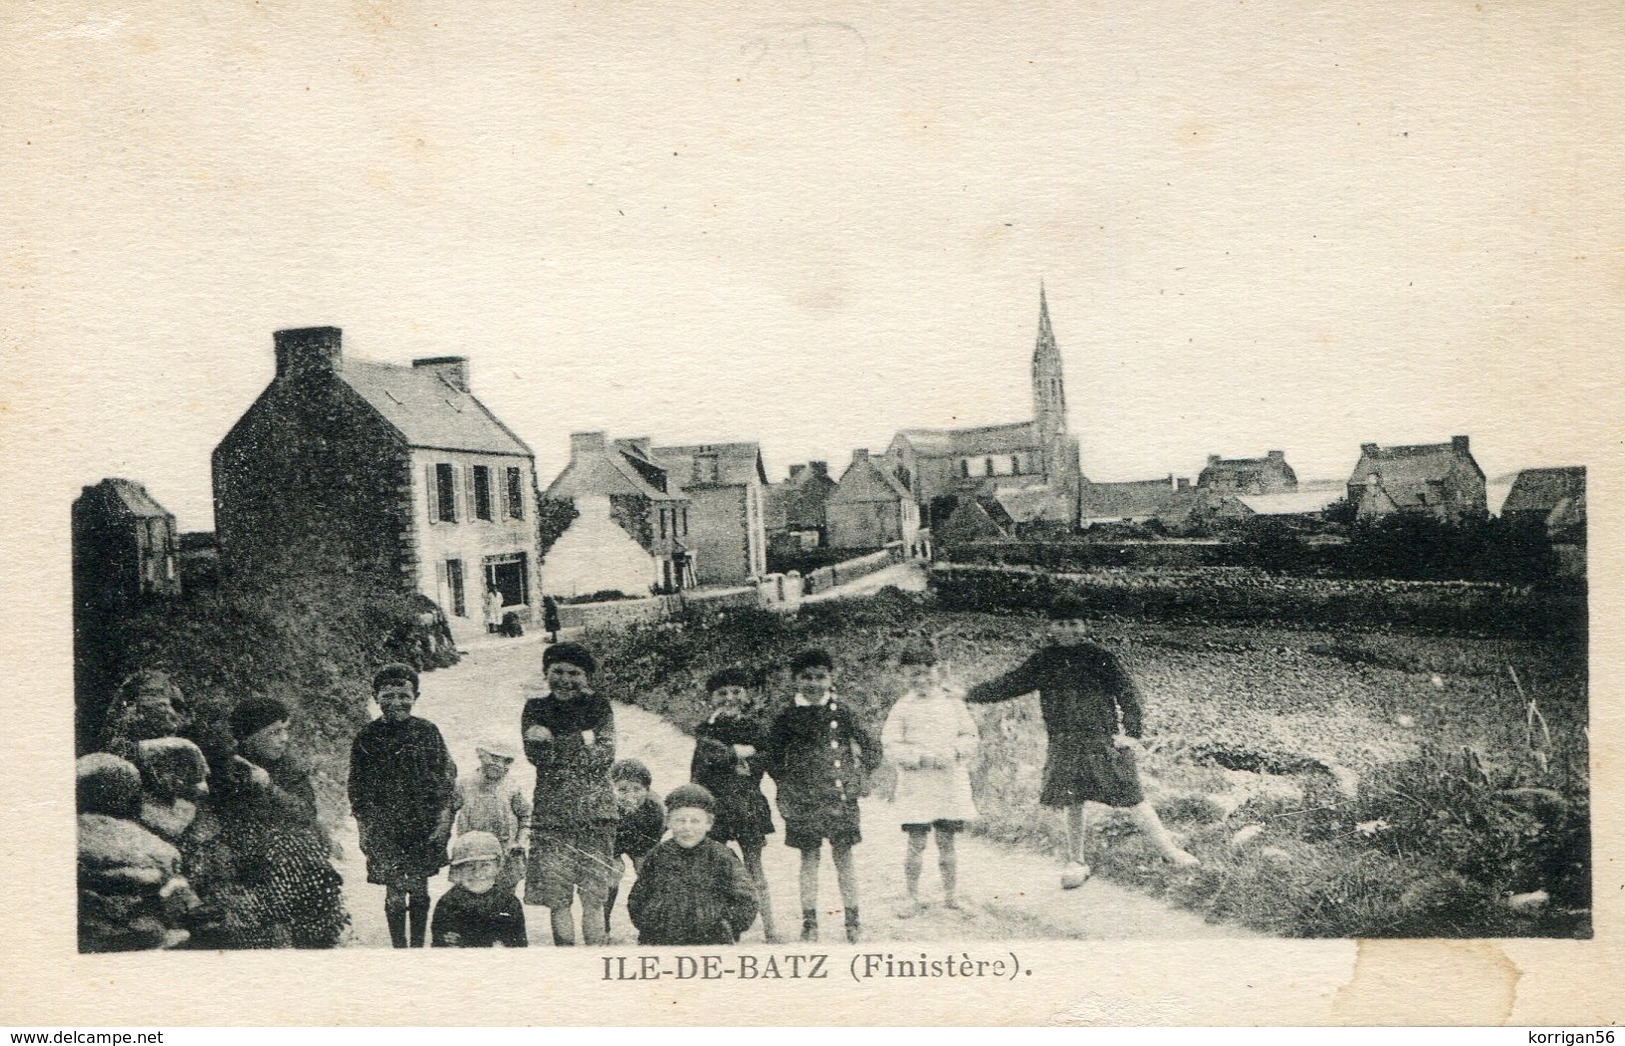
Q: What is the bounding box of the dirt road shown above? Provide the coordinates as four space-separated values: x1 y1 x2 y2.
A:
336 569 1245 946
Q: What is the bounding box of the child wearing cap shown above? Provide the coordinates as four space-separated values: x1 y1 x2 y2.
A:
454 738 532 894
348 662 456 948
691 666 780 942
882 641 980 916
431 831 528 947
627 784 759 947
764 648 883 944
522 641 618 946
603 758 665 937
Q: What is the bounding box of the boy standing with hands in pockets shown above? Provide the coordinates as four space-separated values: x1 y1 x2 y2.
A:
522 642 617 946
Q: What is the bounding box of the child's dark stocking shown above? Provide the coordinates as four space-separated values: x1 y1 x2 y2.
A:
936 825 960 908
603 884 618 936
831 842 860 943
741 841 777 942
407 880 429 947
797 845 821 941
384 886 409 949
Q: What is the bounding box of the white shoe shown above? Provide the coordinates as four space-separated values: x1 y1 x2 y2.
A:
1061 861 1092 889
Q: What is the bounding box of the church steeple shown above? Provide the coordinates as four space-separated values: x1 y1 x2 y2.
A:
1032 282 1067 438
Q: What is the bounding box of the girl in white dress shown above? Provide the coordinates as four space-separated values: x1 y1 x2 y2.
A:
881 642 979 916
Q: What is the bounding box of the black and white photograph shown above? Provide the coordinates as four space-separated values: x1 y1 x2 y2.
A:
5 0 1621 1028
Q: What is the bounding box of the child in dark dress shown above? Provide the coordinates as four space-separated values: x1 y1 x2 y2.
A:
691 667 780 942
431 831 527 947
963 622 1197 888
348 663 456 948
627 784 759 947
765 649 883 944
603 758 665 936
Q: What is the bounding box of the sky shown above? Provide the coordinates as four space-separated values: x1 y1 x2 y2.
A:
4 1 1623 532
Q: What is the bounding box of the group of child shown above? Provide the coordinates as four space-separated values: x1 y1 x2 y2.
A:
349 623 1198 950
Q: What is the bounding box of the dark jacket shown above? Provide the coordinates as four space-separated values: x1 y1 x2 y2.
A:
691 709 775 841
627 838 759 946
963 641 1144 741
347 716 456 838
521 692 617 828
431 885 528 948
614 795 666 861
764 696 882 829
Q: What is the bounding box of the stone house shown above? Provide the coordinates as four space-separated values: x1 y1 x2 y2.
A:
1198 451 1298 495
1346 435 1487 521
1078 476 1251 532
73 478 182 747
213 327 542 642
650 442 768 585
764 460 837 551
825 448 921 550
1501 466 1585 537
542 432 696 597
934 494 1017 545
883 288 1083 529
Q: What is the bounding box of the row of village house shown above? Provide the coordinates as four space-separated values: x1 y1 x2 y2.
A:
74 321 1586 649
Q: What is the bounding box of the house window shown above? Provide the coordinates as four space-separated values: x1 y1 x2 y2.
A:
984 457 994 476
694 454 720 484
659 508 667 538
1010 456 1021 475
506 467 525 520
681 507 689 534
960 459 970 478
435 463 458 522
484 553 529 608
473 466 493 521
444 558 466 616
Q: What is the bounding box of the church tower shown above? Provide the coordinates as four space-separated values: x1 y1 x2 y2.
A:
1031 284 1082 518
1032 284 1068 454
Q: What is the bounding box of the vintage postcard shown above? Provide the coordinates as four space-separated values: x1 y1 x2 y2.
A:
2 0 1621 1028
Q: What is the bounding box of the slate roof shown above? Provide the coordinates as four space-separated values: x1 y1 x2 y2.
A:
651 442 768 487
1078 478 1185 520
894 420 1040 457
97 478 174 519
546 441 686 502
1348 442 1479 489
830 454 912 503
342 360 531 457
992 484 1061 524
1501 467 1586 515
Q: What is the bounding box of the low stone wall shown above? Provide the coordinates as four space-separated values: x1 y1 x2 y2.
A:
556 594 675 630
801 544 904 595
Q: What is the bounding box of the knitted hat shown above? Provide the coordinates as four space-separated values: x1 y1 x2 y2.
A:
448 831 504 866
77 753 143 818
543 642 598 674
372 662 420 694
664 782 716 815
790 648 834 674
610 758 652 788
474 737 520 761
899 640 939 666
228 695 291 741
135 737 210 800
705 666 752 693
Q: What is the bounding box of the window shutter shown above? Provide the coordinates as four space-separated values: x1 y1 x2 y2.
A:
425 464 438 523
463 465 475 522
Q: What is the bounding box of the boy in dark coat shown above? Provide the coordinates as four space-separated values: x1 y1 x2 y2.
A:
348 663 456 947
963 624 1198 888
691 666 779 942
764 649 882 944
628 784 759 947
603 758 665 936
522 641 617 946
431 831 527 947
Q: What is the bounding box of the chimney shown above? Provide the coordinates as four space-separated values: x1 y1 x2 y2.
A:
852 448 870 464
1267 450 1285 462
788 464 807 482
1207 454 1221 466
570 431 607 458
625 437 652 457
1451 435 1470 455
1361 443 1380 456
274 327 342 379
1177 477 1190 491
810 461 829 478
413 356 470 392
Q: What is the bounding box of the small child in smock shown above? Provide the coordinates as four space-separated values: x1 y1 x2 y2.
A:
881 642 980 916
453 738 532 894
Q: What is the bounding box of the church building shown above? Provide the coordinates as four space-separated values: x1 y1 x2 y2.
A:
883 287 1083 528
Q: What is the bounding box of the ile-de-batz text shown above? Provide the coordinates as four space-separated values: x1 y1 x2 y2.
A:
602 951 1028 982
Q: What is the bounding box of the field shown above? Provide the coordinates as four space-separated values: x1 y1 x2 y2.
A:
590 583 1590 938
